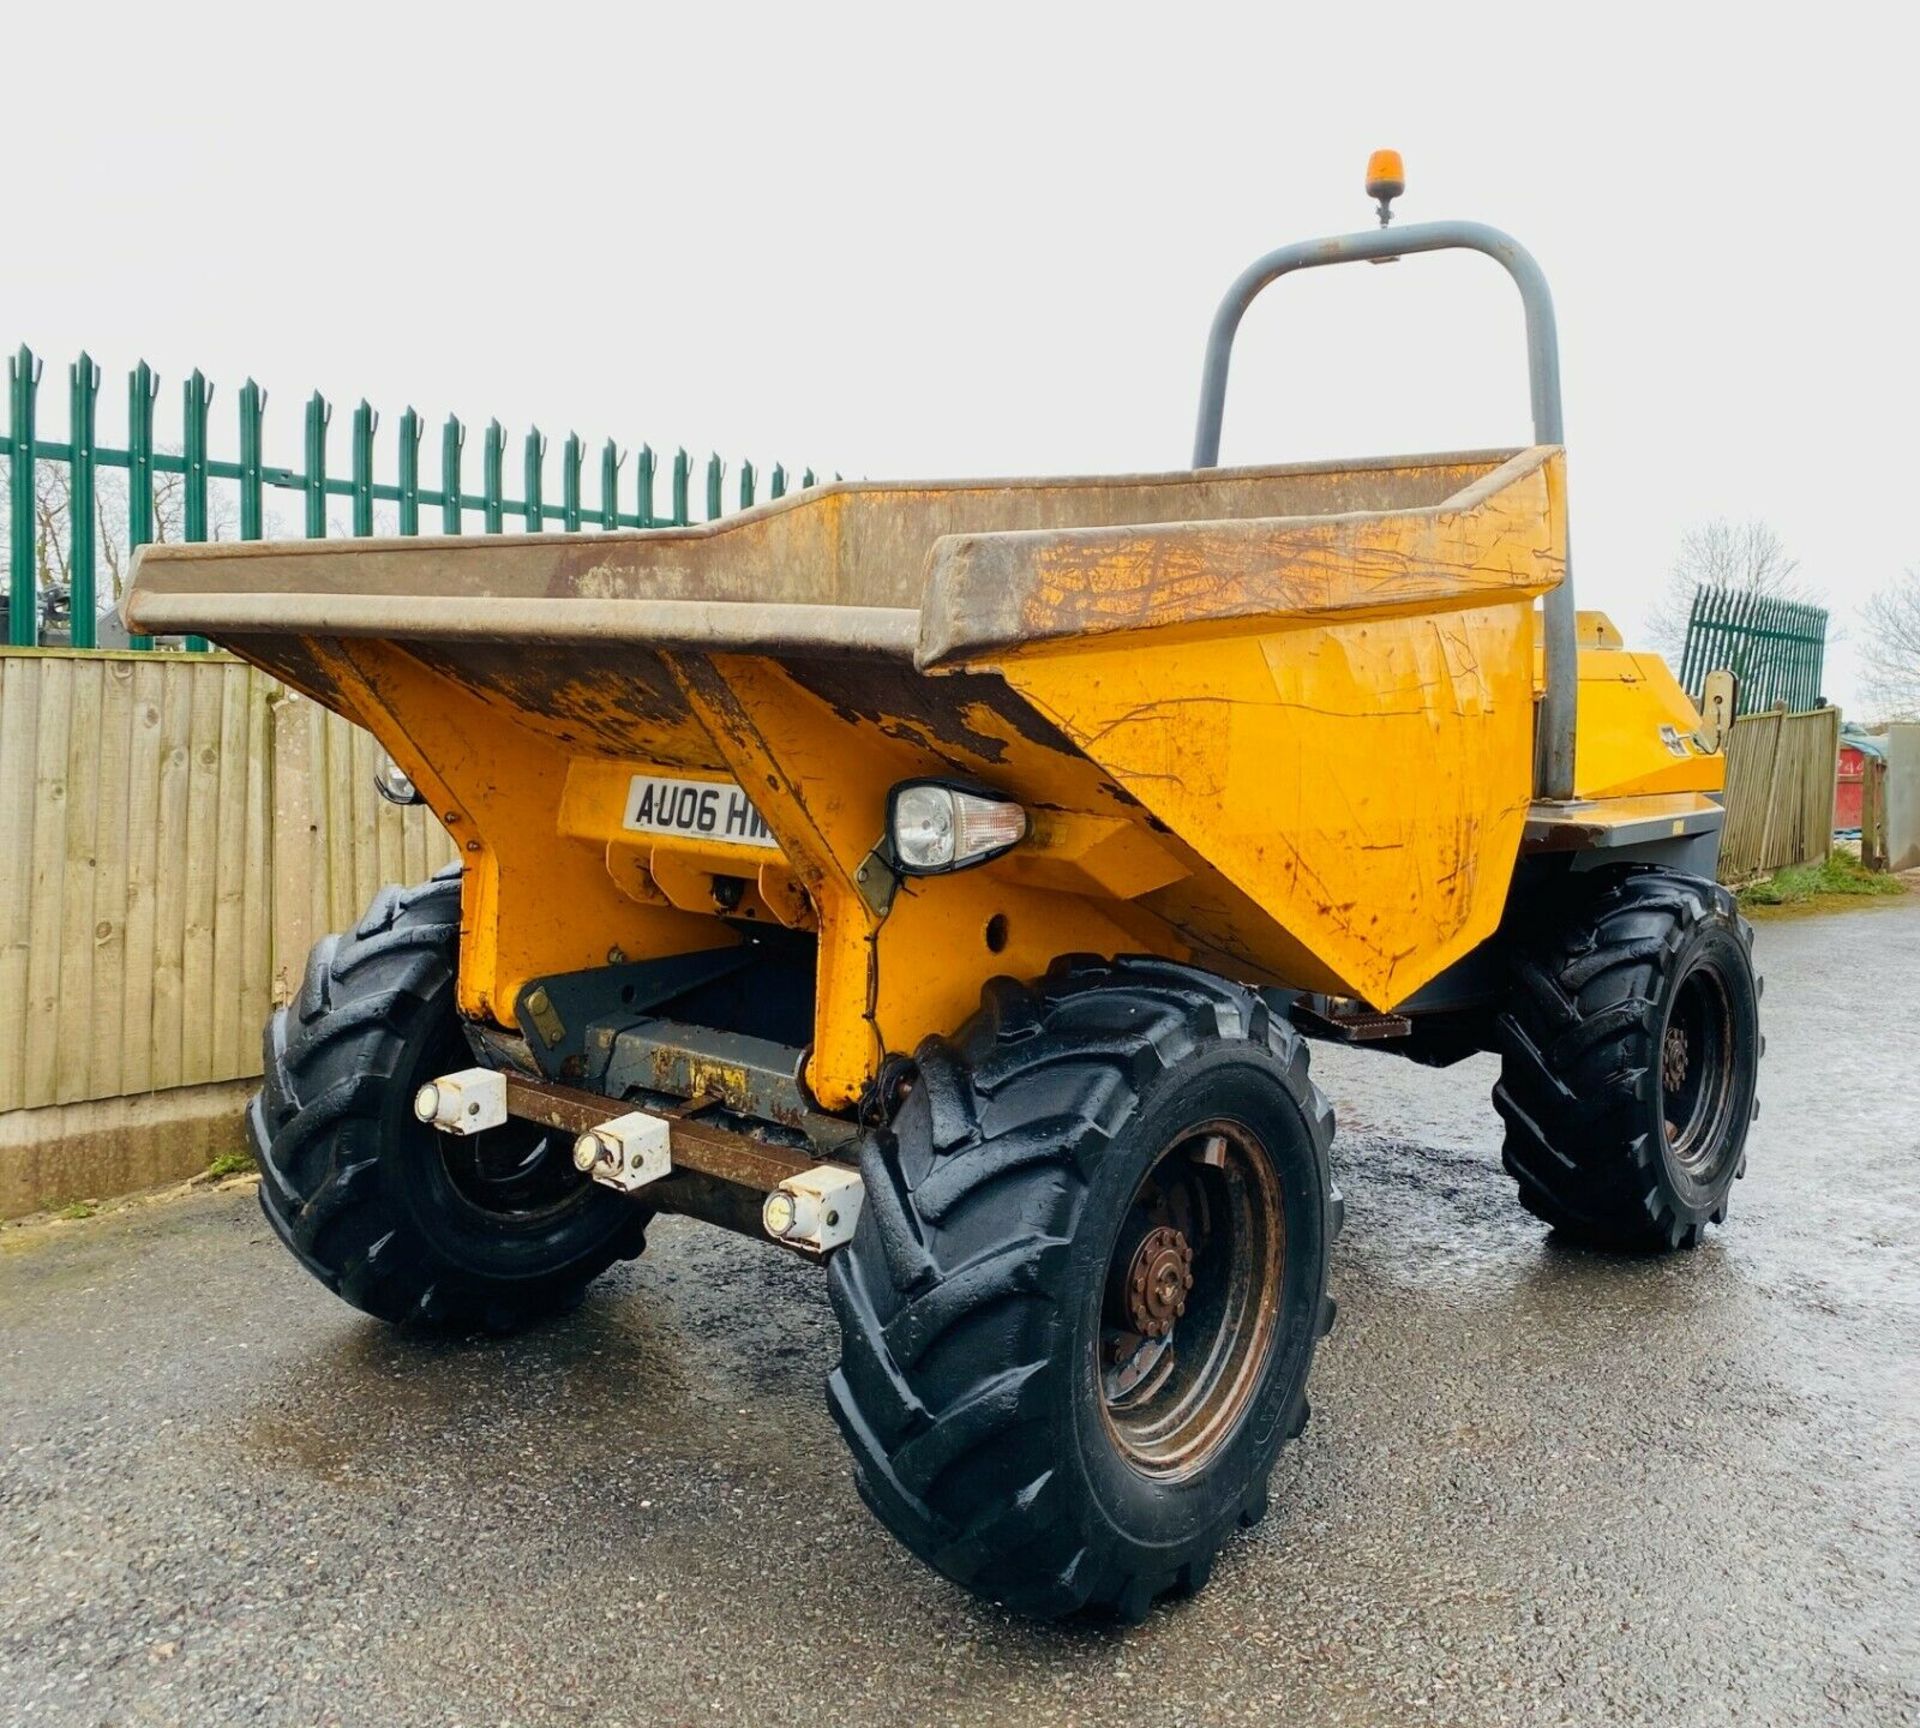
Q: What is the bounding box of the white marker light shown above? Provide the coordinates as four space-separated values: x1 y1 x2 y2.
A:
373 750 424 808
412 1068 507 1136
763 1165 864 1252
889 782 1027 875
762 1190 798 1239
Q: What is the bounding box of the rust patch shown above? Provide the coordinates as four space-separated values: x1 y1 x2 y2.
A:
782 657 1079 767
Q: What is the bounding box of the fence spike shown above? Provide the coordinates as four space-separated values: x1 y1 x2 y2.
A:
523 427 547 532
706 452 724 521
126 360 159 648
68 353 101 648
181 368 215 648
441 413 465 534
303 390 331 539
562 431 584 531
483 419 506 533
239 379 266 543
350 399 378 537
637 443 656 528
398 407 422 536
7 346 42 645
671 447 691 526
599 437 623 531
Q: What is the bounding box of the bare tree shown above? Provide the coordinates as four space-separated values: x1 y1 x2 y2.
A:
1860 568 1920 721
0 455 232 633
1645 518 1813 662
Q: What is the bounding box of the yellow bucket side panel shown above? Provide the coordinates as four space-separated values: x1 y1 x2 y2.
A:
999 603 1538 1009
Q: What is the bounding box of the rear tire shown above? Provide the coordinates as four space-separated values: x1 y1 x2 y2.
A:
827 957 1339 1621
1494 868 1761 1251
250 865 648 1329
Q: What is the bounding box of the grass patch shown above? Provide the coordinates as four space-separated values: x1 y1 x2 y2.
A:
204 1149 257 1180
1738 851 1909 908
57 1200 99 1221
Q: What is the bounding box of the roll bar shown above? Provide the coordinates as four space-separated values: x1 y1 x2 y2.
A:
1191 219 1576 802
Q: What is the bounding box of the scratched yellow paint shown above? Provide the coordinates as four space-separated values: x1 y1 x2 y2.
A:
300 638 738 1029
992 603 1538 1009
663 651 1154 1107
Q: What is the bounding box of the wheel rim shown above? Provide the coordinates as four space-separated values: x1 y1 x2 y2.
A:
410 1033 592 1225
1095 1119 1284 1480
438 1121 583 1219
1661 964 1737 1175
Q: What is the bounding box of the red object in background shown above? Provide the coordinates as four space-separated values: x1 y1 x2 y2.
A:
1836 743 1866 829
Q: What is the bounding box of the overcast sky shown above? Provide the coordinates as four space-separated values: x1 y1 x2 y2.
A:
12 3 1916 712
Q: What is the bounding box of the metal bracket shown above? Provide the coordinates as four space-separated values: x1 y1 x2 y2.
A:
853 842 898 919
512 948 758 1080
1694 668 1738 754
1291 997 1412 1044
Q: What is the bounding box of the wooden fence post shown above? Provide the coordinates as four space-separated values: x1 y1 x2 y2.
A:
1755 702 1790 873
1863 756 1888 871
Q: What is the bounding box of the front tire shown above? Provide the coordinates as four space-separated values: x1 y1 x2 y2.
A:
250 866 648 1329
827 958 1339 1621
1494 868 1761 1251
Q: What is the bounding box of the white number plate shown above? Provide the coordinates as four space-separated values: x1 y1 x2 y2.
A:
622 774 780 850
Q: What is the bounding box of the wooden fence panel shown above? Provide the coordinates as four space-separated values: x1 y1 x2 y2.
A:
1717 704 1840 882
54 657 103 1103
24 657 74 1104
0 657 41 1112
87 658 135 1100
0 649 455 1112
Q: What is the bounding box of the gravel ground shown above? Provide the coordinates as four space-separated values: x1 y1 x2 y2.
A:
3 896 1917 1727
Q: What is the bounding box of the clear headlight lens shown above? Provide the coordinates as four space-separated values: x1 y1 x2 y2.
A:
889 782 1027 874
374 750 424 807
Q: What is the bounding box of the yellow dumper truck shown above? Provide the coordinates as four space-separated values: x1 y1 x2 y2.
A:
126 162 1760 1621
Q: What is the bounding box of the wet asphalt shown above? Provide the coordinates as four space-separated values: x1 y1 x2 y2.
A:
2 896 1917 1728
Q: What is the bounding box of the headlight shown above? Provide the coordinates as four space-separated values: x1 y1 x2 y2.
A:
373 750 425 807
888 780 1027 875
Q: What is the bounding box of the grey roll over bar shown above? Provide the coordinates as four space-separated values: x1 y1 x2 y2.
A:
1191 219 1576 802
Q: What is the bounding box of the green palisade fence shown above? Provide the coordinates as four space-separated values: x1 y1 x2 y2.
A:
0 342 822 651
1678 584 1829 717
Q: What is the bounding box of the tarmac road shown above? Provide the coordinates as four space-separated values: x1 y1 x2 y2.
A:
3 896 1917 1727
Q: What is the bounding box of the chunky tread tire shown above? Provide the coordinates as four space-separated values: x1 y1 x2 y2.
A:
251 865 646 1329
1493 868 1761 1251
827 956 1339 1622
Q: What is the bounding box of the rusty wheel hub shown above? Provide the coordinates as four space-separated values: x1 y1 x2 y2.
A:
1097 1120 1286 1480
1663 1024 1689 1093
1124 1224 1195 1339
